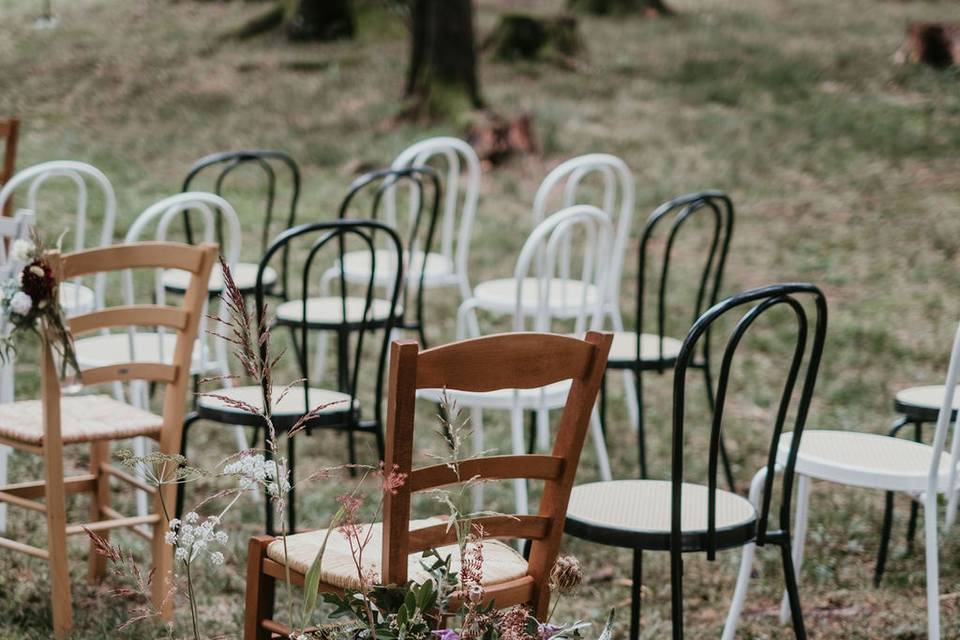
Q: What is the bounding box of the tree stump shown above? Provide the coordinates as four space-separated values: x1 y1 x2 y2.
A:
898 22 959 69
467 111 538 168
285 0 355 41
484 13 582 61
568 0 671 18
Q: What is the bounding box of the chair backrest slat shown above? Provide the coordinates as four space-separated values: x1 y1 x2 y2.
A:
382 330 611 617
68 305 189 336
409 455 565 492
79 363 179 386
62 241 205 278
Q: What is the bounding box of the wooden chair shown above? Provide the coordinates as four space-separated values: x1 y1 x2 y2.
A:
0 241 217 638
243 330 612 639
0 118 18 217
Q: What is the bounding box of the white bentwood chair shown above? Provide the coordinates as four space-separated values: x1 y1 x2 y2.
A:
72 192 243 516
334 136 482 338
0 210 37 533
421 204 615 516
465 154 635 450
0 161 117 317
725 323 960 640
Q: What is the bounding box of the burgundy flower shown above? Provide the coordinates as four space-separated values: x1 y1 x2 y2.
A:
20 259 55 304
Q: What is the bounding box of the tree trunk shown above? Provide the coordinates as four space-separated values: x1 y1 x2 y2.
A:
285 0 355 41
568 0 671 17
404 0 482 117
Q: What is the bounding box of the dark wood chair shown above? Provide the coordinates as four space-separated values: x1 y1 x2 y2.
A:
243 330 612 639
0 118 19 217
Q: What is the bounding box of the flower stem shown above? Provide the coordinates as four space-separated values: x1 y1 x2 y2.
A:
184 558 201 640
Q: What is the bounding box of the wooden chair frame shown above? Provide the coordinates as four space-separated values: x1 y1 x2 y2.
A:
0 117 18 217
244 331 612 639
0 241 217 638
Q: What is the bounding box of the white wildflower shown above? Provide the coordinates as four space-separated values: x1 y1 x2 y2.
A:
209 552 225 566
184 511 199 524
166 513 229 565
168 518 181 530
10 291 32 315
224 453 289 498
164 531 177 545
10 239 34 263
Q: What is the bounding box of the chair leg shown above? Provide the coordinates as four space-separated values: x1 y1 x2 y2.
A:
669 547 683 640
471 408 485 513
88 441 110 584
176 412 201 521
779 541 807 639
635 367 647 479
923 498 941 640
723 467 768 640
0 444 9 534
509 402 528 516
780 474 811 623
244 535 276 640
589 407 612 481
874 490 895 587
152 482 175 621
630 549 642 640
535 407 550 453
44 443 73 638
621 369 641 434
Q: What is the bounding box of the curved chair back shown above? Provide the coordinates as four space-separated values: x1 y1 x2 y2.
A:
124 192 241 373
532 154 635 308
181 150 301 259
512 204 613 335
385 330 612 617
672 283 827 558
927 322 960 529
337 167 441 340
258 220 403 437
0 161 117 311
636 191 734 368
389 137 481 291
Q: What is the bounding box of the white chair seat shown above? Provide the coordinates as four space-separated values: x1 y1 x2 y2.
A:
608 331 684 364
895 385 960 413
74 332 215 375
471 277 600 317
198 384 354 418
0 394 162 446
162 261 277 293
275 297 396 326
567 479 756 535
418 380 572 410
339 249 455 287
266 517 527 591
59 282 96 317
778 430 957 493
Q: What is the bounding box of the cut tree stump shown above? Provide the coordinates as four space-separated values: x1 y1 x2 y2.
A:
898 22 959 68
483 13 583 62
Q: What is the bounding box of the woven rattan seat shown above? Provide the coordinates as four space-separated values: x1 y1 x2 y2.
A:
0 395 162 446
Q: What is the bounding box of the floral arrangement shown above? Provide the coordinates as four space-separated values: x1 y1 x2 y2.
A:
0 233 78 377
86 257 614 640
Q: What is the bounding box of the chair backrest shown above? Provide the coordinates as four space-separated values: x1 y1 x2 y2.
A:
511 204 613 335
383 331 612 614
0 118 18 217
124 192 241 372
635 191 734 365
532 154 635 305
671 283 826 558
926 321 960 526
51 241 217 452
257 220 403 426
389 137 481 284
0 161 117 310
337 167 441 322
181 150 301 258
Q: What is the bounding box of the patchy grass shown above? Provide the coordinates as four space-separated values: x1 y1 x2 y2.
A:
1 0 960 637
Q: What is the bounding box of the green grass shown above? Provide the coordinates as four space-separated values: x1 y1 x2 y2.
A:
1 0 960 637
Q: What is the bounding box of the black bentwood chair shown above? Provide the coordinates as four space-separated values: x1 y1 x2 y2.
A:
173 149 302 298
565 283 827 640
327 166 441 348
177 220 403 534
602 191 734 485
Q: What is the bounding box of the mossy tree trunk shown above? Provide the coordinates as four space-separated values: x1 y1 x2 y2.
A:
283 0 355 40
404 0 483 118
568 0 671 17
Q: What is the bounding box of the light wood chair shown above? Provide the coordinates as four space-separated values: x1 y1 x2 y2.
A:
243 331 612 639
0 241 217 638
0 117 18 217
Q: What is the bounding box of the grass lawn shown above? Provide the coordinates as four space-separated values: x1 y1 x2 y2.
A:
1 0 960 637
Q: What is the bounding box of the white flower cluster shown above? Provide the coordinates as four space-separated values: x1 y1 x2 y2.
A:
10 239 34 263
224 453 290 499
165 512 228 565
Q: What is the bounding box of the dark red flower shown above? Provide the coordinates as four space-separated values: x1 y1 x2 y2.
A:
20 259 55 304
